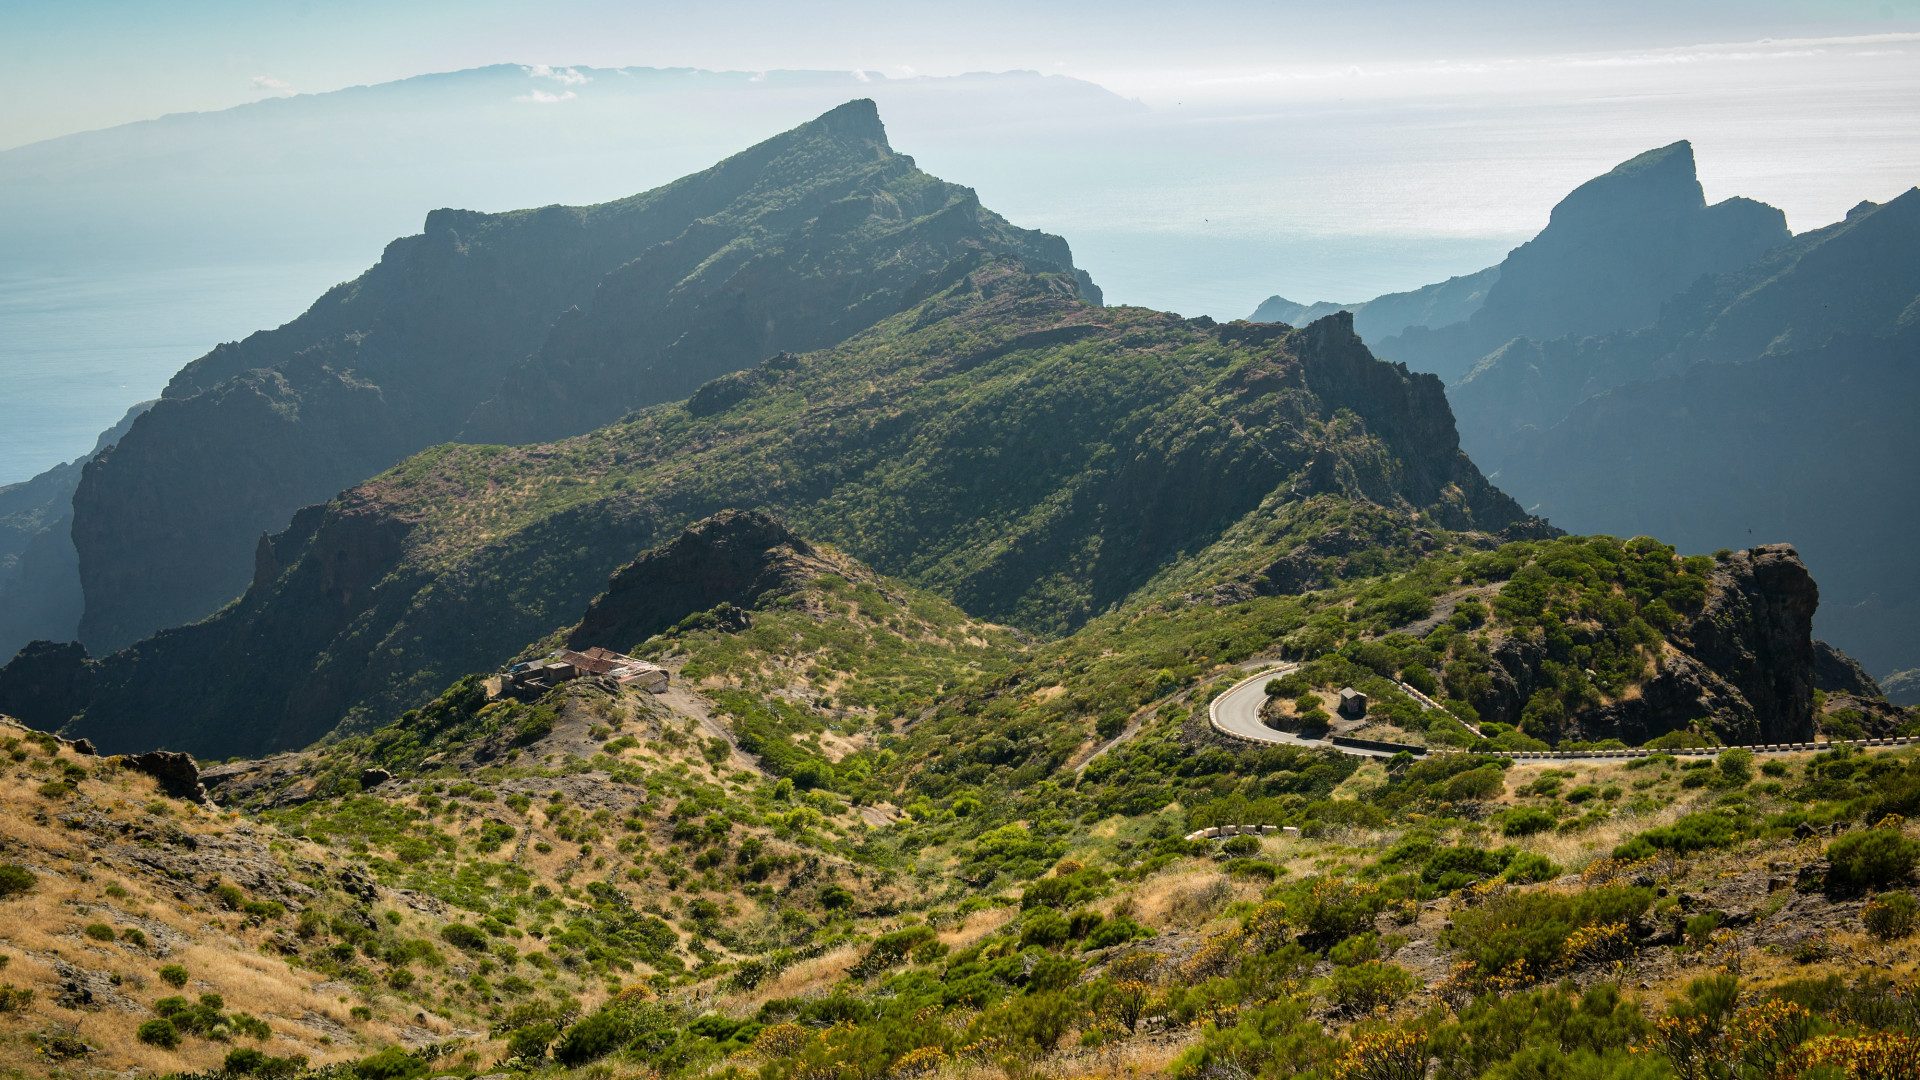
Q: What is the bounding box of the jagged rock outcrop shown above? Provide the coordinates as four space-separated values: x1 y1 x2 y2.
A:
69 99 1098 653
0 640 92 731
570 510 827 651
1248 265 1500 344
1813 639 1883 699
1375 141 1789 383
0 403 150 661
11 264 1533 759
127 750 211 805
1886 670 1920 707
1495 545 1820 746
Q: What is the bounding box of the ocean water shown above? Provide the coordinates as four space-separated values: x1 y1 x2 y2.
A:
0 262 363 485
2 47 1915 486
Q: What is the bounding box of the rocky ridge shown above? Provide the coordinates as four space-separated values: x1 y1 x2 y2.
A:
66 99 1099 654
8 262 1534 758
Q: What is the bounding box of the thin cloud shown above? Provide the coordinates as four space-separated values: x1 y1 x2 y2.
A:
526 64 588 85
514 89 578 104
250 76 293 95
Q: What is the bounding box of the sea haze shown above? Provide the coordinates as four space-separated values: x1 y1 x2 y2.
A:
1 41 1916 484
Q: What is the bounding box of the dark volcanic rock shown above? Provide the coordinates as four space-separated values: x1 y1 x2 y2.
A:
1556 544 1818 746
23 273 1535 759
1886 670 1920 707
569 510 825 652
0 640 92 731
128 750 211 805
1818 693 1912 738
1813 639 1883 698
70 100 1098 654
1377 141 1788 383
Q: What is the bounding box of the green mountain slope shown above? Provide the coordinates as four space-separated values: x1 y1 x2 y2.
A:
67 99 1096 654
15 256 1531 757
1453 189 1920 675
1369 141 1788 384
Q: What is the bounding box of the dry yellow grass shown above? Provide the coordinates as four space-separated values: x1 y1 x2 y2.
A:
0 732 432 1075
726 943 862 1013
937 904 1018 949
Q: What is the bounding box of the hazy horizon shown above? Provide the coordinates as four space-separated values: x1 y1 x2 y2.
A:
3 1 1919 483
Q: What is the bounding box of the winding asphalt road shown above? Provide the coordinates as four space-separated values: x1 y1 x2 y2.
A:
1206 664 1915 764
1209 664 1406 759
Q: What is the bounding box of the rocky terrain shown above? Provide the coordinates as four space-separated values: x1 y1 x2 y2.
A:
5 266 1536 759
67 99 1099 654
1364 141 1790 385
0 403 148 661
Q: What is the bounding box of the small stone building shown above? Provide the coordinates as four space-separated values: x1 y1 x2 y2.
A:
1338 687 1367 718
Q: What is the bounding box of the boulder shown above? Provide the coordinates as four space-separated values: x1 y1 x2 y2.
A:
127 750 210 804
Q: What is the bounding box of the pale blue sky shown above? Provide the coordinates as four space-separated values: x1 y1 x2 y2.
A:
5 0 1918 148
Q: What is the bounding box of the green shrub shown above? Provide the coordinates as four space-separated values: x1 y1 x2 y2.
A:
1220 834 1261 857
1445 767 1507 801
1328 932 1378 967
1502 853 1563 884
1443 885 1653 976
1226 859 1280 881
1863 892 1918 941
1717 748 1754 784
0 865 35 899
1826 829 1920 892
1021 908 1071 950
137 1017 180 1048
122 928 148 947
211 884 245 910
1612 811 1753 860
83 923 116 942
158 964 189 987
352 1046 429 1080
1685 911 1722 948
513 708 557 745
1287 877 1386 942
506 1023 558 1061
1325 960 1417 1014
553 1009 632 1066
223 1048 306 1077
1498 807 1558 837
439 922 486 950
1082 916 1153 950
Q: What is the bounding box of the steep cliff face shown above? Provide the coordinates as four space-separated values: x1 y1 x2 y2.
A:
69 99 1097 653
569 510 826 652
1451 188 1920 458
1374 142 1789 383
0 402 149 660
1474 545 1820 746
1486 321 1920 678
0 640 92 732
1247 265 1499 344
17 260 1531 757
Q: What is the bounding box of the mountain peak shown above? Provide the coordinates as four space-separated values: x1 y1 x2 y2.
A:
808 97 888 148
1552 140 1704 227
1460 139 1786 344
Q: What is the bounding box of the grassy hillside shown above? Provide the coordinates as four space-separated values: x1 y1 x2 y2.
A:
9 654 1920 1080
36 255 1530 758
